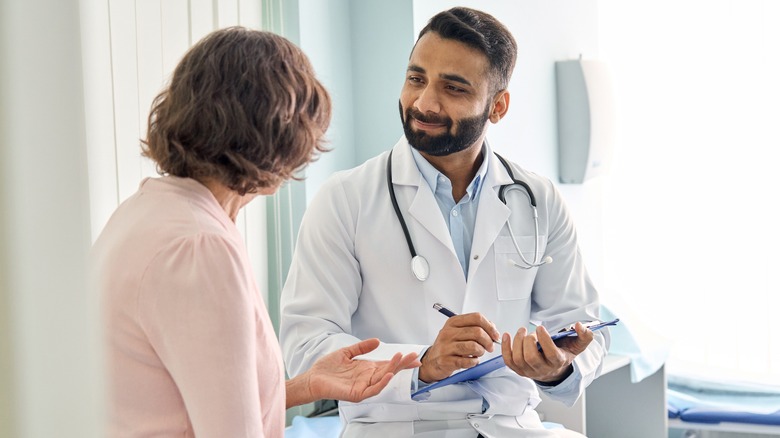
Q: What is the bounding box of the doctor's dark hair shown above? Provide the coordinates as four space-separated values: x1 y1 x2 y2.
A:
142 27 331 195
417 7 517 92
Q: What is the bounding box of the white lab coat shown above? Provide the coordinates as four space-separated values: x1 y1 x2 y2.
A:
280 137 608 436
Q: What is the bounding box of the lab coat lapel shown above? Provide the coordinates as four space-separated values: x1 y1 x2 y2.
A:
468 152 513 279
390 140 457 255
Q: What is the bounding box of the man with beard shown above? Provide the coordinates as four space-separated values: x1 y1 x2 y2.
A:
280 7 606 437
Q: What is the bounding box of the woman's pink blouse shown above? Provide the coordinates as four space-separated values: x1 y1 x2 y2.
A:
91 176 285 437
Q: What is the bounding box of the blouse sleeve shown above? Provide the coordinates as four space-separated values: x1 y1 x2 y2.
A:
138 233 265 437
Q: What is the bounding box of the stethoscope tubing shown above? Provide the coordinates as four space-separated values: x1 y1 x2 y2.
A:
387 149 550 281
387 151 431 281
386 152 417 258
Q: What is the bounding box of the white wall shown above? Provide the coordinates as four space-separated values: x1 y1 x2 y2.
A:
348 0 415 165
0 0 100 436
297 0 356 204
297 0 415 203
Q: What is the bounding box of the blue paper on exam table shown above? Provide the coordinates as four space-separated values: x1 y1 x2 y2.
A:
411 318 619 399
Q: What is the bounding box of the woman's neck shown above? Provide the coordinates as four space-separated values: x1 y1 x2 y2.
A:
201 179 255 222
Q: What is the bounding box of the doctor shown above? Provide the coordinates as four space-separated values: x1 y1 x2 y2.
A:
281 7 607 437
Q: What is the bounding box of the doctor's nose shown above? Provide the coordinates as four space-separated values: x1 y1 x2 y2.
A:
414 86 441 114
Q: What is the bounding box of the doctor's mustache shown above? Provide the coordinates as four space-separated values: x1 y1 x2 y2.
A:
403 106 454 128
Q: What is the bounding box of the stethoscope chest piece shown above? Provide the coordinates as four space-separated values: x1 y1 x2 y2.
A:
411 255 430 281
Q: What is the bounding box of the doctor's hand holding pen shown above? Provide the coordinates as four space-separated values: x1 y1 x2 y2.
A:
419 308 502 383
427 303 595 385
500 322 594 385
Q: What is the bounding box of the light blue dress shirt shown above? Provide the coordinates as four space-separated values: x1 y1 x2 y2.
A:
410 146 489 279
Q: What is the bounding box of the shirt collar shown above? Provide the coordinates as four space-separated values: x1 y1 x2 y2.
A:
410 143 490 199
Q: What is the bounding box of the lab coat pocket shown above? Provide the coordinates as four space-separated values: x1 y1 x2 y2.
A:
493 235 545 301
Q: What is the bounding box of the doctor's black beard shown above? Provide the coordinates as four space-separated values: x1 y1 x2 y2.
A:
399 101 491 157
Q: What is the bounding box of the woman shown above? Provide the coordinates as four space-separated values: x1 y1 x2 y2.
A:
90 27 419 437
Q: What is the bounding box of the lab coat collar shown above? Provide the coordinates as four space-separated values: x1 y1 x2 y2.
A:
467 142 513 280
387 137 517 278
389 137 456 255
482 140 515 188
388 136 421 186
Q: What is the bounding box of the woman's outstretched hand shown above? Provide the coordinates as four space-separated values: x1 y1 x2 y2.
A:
305 338 420 403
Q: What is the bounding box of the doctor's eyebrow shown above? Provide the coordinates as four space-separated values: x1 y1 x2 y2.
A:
406 64 474 87
439 73 472 87
407 64 426 76
407 64 473 88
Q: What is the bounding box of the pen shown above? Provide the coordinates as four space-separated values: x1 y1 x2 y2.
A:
432 303 502 345
432 302 457 317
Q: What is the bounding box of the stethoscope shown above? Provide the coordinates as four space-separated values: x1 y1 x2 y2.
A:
387 150 553 281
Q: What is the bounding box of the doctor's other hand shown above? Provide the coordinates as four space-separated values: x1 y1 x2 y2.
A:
304 338 421 403
419 312 501 383
500 322 593 384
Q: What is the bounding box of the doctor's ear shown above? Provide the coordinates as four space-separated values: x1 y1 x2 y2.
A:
489 90 510 123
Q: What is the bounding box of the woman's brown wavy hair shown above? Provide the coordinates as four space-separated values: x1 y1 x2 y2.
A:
142 27 331 195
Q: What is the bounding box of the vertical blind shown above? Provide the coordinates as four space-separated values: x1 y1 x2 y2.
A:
82 0 272 302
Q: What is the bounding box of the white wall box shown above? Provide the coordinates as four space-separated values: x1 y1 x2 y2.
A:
555 58 615 184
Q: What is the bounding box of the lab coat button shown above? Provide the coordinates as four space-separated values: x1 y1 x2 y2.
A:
473 255 479 260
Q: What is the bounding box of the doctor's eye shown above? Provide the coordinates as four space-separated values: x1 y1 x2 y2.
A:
407 75 425 85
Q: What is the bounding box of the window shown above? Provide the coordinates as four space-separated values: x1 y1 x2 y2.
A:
598 0 780 385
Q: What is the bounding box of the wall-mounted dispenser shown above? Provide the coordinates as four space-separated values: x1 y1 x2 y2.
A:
555 58 615 184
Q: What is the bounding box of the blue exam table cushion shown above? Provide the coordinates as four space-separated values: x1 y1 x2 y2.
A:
285 416 341 438
678 408 780 426
667 384 780 427
285 415 567 436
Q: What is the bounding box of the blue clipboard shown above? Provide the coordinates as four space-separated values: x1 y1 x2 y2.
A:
411 318 619 399
547 318 620 344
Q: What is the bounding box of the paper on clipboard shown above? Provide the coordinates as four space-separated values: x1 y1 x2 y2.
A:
411 318 619 400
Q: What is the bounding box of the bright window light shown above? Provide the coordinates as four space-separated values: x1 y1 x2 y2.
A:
598 0 780 385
